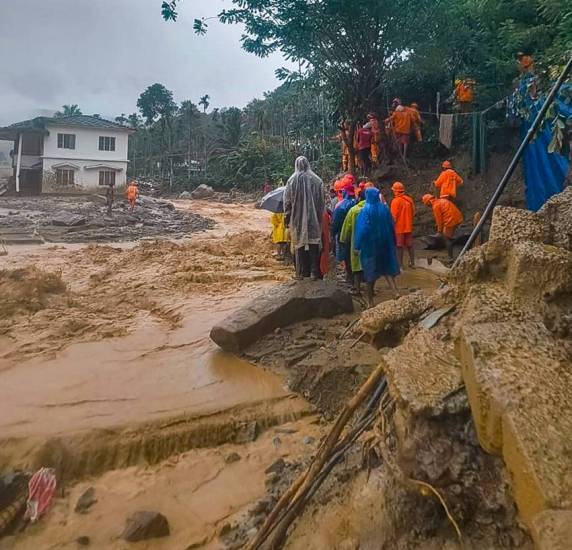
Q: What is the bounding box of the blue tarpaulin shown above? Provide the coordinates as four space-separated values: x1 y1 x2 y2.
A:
510 79 571 211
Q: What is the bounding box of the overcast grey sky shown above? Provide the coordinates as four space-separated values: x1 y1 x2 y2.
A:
0 0 288 125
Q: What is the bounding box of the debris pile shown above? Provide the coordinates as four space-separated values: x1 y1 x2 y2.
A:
0 194 214 243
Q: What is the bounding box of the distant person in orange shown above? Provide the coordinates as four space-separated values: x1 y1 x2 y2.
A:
454 79 475 113
517 52 534 74
390 182 415 268
366 113 382 166
422 194 463 259
387 105 413 159
434 160 464 200
338 122 351 171
407 103 423 142
126 180 139 212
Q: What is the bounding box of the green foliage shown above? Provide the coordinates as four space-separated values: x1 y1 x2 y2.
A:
54 104 82 117
161 1 177 21
137 83 177 125
151 0 572 182
128 79 338 190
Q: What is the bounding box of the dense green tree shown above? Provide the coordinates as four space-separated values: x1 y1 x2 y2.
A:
137 83 177 125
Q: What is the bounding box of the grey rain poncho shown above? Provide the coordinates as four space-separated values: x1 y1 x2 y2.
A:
284 156 325 250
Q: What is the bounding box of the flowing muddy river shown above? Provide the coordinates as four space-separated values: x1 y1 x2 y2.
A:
0 198 441 549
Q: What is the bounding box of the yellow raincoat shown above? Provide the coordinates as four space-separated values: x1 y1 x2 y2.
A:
271 213 288 243
340 200 365 272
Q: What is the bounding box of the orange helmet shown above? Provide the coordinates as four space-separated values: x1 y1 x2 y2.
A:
343 173 356 186
391 181 405 194
422 194 434 206
334 180 345 192
442 160 452 169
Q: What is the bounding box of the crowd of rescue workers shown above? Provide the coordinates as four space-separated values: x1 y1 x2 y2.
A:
270 99 470 306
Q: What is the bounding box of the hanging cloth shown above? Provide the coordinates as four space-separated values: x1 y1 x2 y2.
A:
472 112 487 174
439 114 454 149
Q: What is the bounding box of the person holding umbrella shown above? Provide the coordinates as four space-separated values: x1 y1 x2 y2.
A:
283 156 325 280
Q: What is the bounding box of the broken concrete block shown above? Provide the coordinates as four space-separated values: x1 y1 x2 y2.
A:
383 327 462 417
458 321 572 527
210 281 353 353
488 205 547 245
358 290 432 347
539 186 572 251
505 241 572 300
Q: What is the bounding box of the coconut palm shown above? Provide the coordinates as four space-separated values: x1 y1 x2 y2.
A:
199 94 210 113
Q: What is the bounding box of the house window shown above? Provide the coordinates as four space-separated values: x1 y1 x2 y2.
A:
57 133 76 149
56 169 74 186
99 170 116 186
99 136 116 151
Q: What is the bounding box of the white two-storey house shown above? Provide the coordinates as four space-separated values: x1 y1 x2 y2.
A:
0 115 133 194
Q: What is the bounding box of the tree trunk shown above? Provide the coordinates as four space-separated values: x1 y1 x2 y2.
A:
188 113 192 181
342 119 358 175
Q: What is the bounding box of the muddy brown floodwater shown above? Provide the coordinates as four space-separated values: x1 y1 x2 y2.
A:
0 199 441 549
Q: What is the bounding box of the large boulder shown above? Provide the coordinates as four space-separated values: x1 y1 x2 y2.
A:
191 184 215 199
210 281 353 353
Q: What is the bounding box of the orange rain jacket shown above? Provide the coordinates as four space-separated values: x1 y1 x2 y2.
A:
431 198 463 233
434 169 464 198
390 109 413 135
127 184 139 201
390 193 415 234
455 81 474 103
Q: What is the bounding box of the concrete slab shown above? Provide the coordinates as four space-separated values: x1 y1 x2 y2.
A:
210 281 353 353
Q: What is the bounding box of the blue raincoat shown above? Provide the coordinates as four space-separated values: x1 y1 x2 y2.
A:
331 191 356 261
355 188 400 283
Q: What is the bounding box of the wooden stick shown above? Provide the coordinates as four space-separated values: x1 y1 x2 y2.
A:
249 363 385 549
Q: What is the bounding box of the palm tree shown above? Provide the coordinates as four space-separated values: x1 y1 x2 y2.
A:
54 104 82 117
115 113 128 125
199 94 210 113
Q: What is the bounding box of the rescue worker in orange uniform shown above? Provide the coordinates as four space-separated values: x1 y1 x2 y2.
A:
387 105 413 159
334 179 346 204
454 79 475 113
390 182 415 269
126 180 139 212
366 113 382 166
434 160 464 200
422 194 463 259
407 103 423 142
517 52 534 74
338 122 351 171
